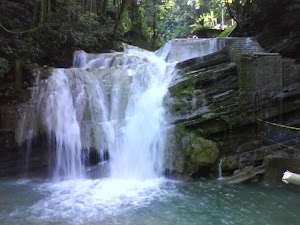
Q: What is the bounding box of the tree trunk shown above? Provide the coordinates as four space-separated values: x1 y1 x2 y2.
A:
152 0 157 49
113 0 129 36
100 0 108 16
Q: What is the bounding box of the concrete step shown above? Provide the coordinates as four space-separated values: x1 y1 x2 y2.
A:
230 48 263 51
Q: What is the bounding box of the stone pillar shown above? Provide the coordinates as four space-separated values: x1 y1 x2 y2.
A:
282 58 300 90
237 53 282 101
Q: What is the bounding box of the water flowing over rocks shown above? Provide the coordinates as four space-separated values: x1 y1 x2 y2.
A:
5 44 176 180
159 38 225 63
1 38 300 184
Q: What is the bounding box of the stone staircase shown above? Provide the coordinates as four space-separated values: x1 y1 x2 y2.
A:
224 37 265 61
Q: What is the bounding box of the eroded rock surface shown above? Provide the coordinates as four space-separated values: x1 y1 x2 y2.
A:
165 38 300 181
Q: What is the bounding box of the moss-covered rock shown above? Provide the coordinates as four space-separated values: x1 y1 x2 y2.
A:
175 124 219 177
221 155 239 172
183 134 219 175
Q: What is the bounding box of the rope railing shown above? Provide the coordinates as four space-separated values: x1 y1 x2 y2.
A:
238 117 300 169
257 118 300 131
257 117 300 152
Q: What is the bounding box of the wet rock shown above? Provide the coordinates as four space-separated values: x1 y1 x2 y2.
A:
173 124 219 177
38 67 55 79
237 53 283 100
183 134 219 175
221 155 239 173
167 37 300 183
219 165 265 184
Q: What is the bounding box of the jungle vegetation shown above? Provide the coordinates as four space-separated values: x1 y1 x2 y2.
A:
0 0 299 102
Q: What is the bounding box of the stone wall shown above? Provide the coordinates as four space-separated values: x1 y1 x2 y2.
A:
166 40 300 181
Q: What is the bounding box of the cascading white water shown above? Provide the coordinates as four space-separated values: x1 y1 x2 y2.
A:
110 49 174 179
13 39 234 223
161 38 225 63
218 159 224 180
44 70 84 179
18 43 175 180
17 38 227 181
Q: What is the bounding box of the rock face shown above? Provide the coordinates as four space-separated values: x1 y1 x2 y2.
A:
219 165 266 185
165 37 300 181
180 132 219 176
166 124 219 178
0 105 20 177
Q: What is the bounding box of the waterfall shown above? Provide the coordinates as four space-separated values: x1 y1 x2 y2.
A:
110 50 175 179
18 44 175 180
218 159 224 180
161 38 225 63
11 39 240 223
44 70 84 179
244 37 253 48
17 38 226 180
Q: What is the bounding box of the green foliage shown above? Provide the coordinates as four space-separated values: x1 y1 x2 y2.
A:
191 24 213 33
0 82 16 99
0 0 122 103
217 25 234 37
79 13 99 26
1 0 295 104
0 58 10 78
139 0 198 47
138 0 234 47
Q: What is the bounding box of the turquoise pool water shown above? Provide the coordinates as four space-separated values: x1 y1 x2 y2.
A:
0 178 299 225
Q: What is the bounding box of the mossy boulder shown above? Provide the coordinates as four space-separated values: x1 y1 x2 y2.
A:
175 124 219 176
183 135 219 175
221 155 239 173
